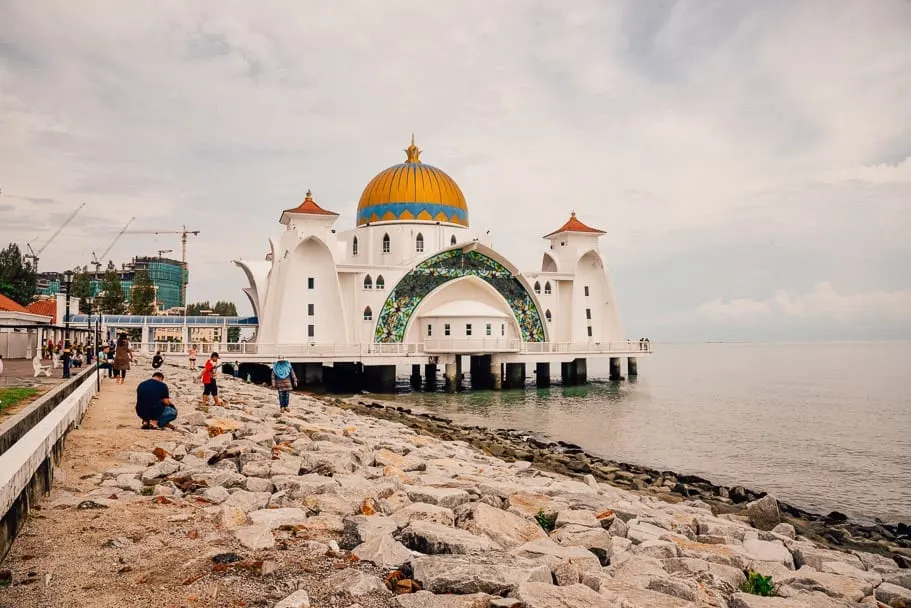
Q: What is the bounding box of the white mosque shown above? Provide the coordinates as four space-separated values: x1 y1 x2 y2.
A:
233 137 646 392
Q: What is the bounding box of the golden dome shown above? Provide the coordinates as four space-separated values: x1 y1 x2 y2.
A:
356 136 468 227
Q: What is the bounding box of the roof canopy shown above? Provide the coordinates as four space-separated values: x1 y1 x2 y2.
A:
280 190 338 224
544 211 605 239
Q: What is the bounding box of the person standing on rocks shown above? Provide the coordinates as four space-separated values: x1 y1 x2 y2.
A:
271 355 297 412
136 371 177 430
187 343 197 370
200 351 224 407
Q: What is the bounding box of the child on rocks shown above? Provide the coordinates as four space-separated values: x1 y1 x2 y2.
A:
200 352 225 407
271 356 297 412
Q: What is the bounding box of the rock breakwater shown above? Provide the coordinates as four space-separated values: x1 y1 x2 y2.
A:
5 365 909 608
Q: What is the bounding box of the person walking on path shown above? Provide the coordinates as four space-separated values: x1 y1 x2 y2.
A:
200 352 224 407
113 332 133 384
271 356 297 412
187 344 197 370
136 371 178 430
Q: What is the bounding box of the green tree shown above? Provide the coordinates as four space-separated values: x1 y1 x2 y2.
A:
72 270 94 313
130 269 155 315
0 243 37 305
97 269 126 314
186 300 240 342
185 301 210 316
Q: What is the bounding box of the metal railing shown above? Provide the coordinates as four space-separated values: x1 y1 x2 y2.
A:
130 339 650 358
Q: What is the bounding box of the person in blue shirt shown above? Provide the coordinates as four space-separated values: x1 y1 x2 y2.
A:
135 372 177 430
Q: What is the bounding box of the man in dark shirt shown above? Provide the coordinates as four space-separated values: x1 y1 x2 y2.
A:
136 372 177 430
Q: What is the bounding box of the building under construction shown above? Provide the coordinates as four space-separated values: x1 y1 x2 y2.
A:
36 255 188 312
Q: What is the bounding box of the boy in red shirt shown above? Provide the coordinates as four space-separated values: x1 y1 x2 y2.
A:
200 352 225 407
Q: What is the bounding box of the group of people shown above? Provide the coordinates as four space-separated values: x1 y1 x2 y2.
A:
96 333 134 383
135 350 299 430
638 337 652 351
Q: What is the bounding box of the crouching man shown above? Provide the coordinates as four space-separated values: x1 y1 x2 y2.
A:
136 371 177 430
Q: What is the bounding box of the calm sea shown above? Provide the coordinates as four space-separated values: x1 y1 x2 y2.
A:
386 342 911 523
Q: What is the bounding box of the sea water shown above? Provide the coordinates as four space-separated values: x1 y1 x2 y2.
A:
388 341 911 523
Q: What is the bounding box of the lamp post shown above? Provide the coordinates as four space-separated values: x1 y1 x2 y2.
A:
63 270 73 379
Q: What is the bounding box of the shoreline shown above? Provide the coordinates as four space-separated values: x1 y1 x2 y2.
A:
333 394 911 561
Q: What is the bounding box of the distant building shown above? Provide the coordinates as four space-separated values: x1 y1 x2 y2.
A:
36 256 188 311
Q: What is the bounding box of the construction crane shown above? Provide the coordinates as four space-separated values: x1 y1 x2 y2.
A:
124 226 200 305
91 217 136 272
157 249 173 258
25 202 86 273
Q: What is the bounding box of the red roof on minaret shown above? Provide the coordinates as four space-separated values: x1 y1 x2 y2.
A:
543 211 605 238
282 190 339 216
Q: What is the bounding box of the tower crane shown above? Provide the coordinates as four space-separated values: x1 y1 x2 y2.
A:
25 202 86 273
157 249 173 258
91 217 136 272
124 226 200 305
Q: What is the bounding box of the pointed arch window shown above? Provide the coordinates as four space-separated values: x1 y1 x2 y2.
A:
376 275 385 290
415 233 424 253
352 236 359 256
450 235 457 246
382 233 391 253
534 281 541 294
363 306 373 321
363 275 373 290
544 281 552 295
545 309 552 322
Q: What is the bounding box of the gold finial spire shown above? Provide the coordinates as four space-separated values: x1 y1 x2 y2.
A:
405 134 422 163
305 189 313 200
570 209 576 217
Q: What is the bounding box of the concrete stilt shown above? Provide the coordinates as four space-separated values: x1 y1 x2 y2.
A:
535 362 551 388
504 363 525 390
627 357 638 377
609 357 622 381
365 364 397 394
561 361 577 386
470 355 493 390
326 362 362 393
491 360 503 390
410 364 422 390
423 364 437 391
573 358 588 384
455 356 463 392
302 363 323 386
444 363 458 393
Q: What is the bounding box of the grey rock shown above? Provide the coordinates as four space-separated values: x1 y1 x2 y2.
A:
140 459 180 483
115 474 144 493
741 538 795 569
747 495 781 531
511 539 601 574
341 514 398 549
549 524 612 565
512 582 605 608
400 520 498 554
876 582 911 606
633 539 678 560
554 509 600 529
776 566 873 602
232 524 275 550
790 544 865 571
454 502 546 549
352 534 413 570
599 580 696 607
203 486 230 504
393 591 494 608
248 507 307 529
276 590 311 608
223 490 271 513
244 477 274 493
412 554 551 595
853 550 899 572
551 560 580 586
325 569 391 597
664 556 746 589
884 569 911 590
404 485 471 509
729 590 861 607
272 474 340 497
646 576 699 602
390 503 454 528
771 523 796 539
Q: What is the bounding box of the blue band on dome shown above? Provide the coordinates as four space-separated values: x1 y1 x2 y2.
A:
357 202 468 225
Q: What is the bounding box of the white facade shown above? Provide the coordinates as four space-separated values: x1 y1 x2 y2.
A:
233 146 633 362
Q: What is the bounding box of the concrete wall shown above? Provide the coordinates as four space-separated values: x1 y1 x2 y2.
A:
0 330 35 359
0 365 98 561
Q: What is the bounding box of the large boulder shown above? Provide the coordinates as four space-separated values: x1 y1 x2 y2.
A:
400 520 498 554
554 509 600 529
340 514 398 549
391 503 455 528
248 507 307 529
790 544 865 571
875 582 911 607
511 582 605 608
740 539 795 570
511 539 601 574
412 554 551 595
394 591 493 608
729 591 863 607
223 490 271 513
325 568 391 597
549 524 612 565
233 524 275 550
599 580 697 607
352 534 413 570
746 495 781 531
404 485 471 509
776 567 873 602
454 502 546 549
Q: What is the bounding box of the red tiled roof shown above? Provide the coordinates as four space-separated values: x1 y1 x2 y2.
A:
544 212 606 238
0 293 31 314
27 299 57 322
283 190 339 216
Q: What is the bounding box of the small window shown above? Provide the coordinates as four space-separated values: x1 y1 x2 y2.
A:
534 281 541 294
485 323 492 336
427 324 432 337
364 275 373 290
501 324 505 336
545 309 552 322
585 308 591 320
450 235 457 246
363 306 373 321
307 324 315 338
416 233 424 253
587 326 592 337
352 236 359 256
444 323 451 336
382 233 391 253
466 323 472 336
560 241 566 246
544 281 552 295
584 286 590 297
376 275 385 290
307 277 314 289
307 303 315 316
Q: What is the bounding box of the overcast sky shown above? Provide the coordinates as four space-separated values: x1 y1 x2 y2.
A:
1 1 909 341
